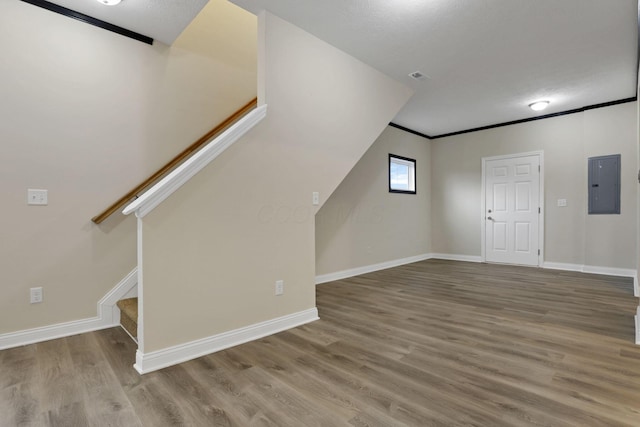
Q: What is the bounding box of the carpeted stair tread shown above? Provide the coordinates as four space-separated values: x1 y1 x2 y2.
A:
116 297 138 339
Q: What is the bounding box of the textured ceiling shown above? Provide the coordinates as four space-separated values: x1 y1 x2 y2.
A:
42 0 208 45
36 0 638 136
231 0 638 137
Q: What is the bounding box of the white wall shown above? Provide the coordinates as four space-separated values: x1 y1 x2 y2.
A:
431 102 637 270
138 12 412 353
316 126 431 276
0 0 257 334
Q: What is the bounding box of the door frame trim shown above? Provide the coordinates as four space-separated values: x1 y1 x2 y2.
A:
480 151 545 266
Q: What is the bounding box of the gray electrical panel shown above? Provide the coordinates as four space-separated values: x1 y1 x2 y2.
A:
588 154 620 214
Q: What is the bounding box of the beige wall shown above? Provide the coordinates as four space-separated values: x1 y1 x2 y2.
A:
0 0 257 334
637 73 640 286
431 102 637 269
315 126 431 275
583 106 637 268
140 12 412 352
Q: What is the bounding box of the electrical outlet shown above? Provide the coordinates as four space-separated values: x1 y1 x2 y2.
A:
30 287 43 304
27 189 48 205
275 280 284 296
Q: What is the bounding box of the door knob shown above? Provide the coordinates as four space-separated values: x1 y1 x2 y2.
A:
487 216 493 220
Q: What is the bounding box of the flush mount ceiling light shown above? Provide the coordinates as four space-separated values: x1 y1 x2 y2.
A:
529 101 550 111
97 0 121 5
409 71 429 81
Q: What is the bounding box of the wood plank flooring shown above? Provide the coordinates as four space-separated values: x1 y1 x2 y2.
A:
2 259 640 426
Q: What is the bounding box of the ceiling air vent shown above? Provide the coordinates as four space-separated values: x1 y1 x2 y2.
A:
409 71 429 81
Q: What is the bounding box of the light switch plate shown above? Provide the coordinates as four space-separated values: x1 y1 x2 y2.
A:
312 192 320 206
30 287 43 304
557 198 567 207
27 189 48 205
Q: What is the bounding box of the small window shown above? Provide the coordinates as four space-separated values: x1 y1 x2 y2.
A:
389 154 416 194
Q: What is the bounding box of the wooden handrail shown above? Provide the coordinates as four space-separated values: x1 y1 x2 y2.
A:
92 97 258 224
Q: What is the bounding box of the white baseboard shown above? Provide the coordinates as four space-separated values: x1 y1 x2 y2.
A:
582 265 637 278
123 286 138 300
542 262 584 272
134 307 319 374
430 253 483 263
636 306 640 345
315 253 432 284
543 262 636 278
547 262 640 343
316 255 636 290
0 268 138 351
99 268 139 325
0 316 115 351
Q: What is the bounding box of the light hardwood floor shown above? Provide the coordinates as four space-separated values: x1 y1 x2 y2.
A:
2 259 640 426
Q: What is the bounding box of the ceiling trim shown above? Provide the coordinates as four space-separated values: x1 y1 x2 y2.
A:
388 123 431 140
390 96 638 141
20 0 153 45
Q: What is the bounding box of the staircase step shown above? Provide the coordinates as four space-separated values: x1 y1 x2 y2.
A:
116 297 138 339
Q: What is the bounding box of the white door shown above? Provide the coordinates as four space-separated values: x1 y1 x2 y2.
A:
484 154 540 266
